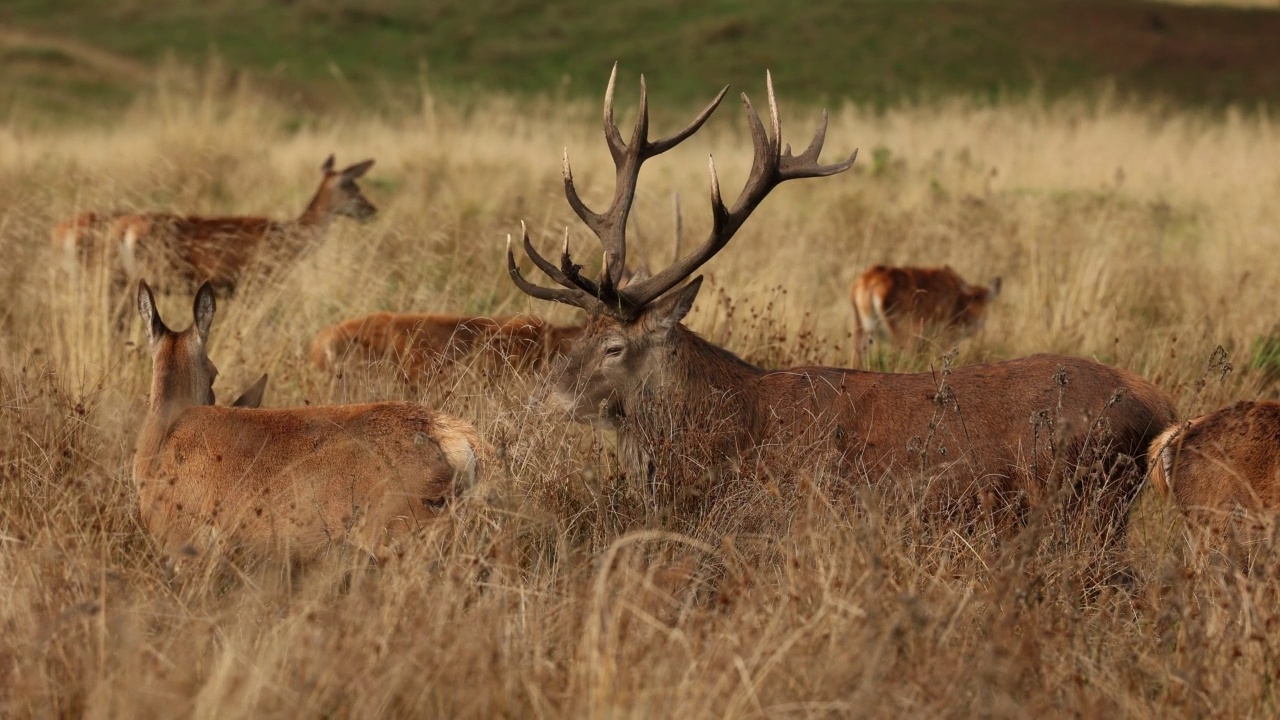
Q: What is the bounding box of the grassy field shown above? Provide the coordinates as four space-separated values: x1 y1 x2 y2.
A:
3 65 1280 715
5 0 1280 122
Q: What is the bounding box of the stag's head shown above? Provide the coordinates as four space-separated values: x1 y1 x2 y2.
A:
318 155 378 222
138 280 219 410
508 66 857 427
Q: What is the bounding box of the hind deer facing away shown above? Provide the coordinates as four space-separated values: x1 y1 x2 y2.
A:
1148 400 1280 533
134 281 487 564
58 155 376 294
310 312 582 384
507 66 1176 543
851 264 1000 361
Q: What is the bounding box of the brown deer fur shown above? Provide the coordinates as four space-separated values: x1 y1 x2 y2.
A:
134 281 487 563
90 155 375 293
554 281 1174 537
851 265 1001 359
310 312 582 382
507 67 1176 543
1148 401 1280 530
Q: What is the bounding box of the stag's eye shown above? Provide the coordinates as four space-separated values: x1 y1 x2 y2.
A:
604 344 625 358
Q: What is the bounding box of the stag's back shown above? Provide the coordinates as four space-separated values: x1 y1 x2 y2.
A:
753 353 1174 523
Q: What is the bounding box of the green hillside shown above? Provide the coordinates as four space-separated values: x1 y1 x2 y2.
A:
3 0 1280 120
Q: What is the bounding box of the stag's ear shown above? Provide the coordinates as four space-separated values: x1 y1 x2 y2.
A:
321 154 336 173
648 276 703 333
341 159 375 178
231 373 268 408
137 280 169 344
989 277 1002 298
192 282 217 345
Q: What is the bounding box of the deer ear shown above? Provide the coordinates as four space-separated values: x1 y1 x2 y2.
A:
192 282 217 345
989 277 1002 298
649 276 703 332
321 154 336 173
231 373 268 408
137 280 169 344
341 159 375 178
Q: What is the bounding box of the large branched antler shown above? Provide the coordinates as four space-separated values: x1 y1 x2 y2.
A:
509 66 857 318
508 64 727 313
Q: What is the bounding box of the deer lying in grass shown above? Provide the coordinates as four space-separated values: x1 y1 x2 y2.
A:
134 281 487 564
507 66 1176 543
310 312 582 383
1148 401 1280 533
851 264 1001 361
69 155 376 294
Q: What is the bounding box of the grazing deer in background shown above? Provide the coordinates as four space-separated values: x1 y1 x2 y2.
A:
1148 401 1280 533
851 264 1001 361
507 66 1176 543
134 281 487 564
80 155 376 294
310 312 582 384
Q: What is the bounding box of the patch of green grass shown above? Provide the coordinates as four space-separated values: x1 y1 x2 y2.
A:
3 0 1280 121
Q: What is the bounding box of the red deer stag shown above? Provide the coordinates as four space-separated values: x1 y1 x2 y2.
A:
1148 401 1280 533
506 66 1176 542
134 281 487 564
851 264 1001 360
310 312 582 384
99 155 376 294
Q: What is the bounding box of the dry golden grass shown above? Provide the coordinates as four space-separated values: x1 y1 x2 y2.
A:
4 74 1280 717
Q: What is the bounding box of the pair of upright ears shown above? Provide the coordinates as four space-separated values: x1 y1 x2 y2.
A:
137 280 216 345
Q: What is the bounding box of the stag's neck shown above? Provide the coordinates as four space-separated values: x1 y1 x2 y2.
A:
671 325 764 391
620 326 765 439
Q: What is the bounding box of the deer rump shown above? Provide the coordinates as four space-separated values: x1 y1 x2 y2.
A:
134 402 477 561
623 348 1173 530
1149 400 1280 528
851 265 997 352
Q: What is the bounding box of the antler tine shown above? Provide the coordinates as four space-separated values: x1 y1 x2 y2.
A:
564 66 733 297
618 74 857 310
647 84 730 156
506 227 599 311
559 227 601 296
602 62 626 163
780 110 860 179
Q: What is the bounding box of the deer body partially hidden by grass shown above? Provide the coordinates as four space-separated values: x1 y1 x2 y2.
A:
51 210 126 271
851 264 1001 361
310 312 582 383
1148 401 1280 532
82 155 376 294
134 281 486 564
507 66 1176 544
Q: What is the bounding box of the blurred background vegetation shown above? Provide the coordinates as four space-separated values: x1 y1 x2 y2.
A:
3 0 1280 124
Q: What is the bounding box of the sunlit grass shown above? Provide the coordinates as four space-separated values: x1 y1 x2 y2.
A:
2 76 1280 716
